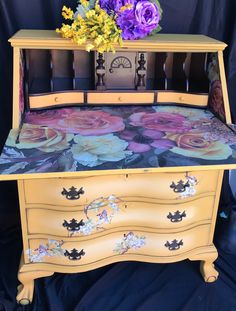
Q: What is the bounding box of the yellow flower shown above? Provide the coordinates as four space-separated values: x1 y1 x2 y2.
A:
120 4 133 12
81 0 89 7
86 43 95 52
94 36 103 46
56 2 123 53
62 5 74 20
86 10 96 19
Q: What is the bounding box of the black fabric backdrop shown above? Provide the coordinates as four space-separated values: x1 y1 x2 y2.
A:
1 1 236 310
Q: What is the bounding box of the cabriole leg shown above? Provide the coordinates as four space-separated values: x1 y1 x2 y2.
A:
189 245 219 283
16 253 54 305
200 260 219 283
17 269 54 305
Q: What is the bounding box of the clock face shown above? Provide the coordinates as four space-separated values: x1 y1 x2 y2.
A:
95 52 138 90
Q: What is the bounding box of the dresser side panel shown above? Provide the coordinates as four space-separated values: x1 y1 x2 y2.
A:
208 170 224 243
17 180 30 264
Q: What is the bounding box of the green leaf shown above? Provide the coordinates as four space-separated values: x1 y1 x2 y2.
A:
74 1 96 19
150 24 162 37
150 0 163 17
74 5 89 19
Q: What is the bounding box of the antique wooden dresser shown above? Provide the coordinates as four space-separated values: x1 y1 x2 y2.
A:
1 30 236 305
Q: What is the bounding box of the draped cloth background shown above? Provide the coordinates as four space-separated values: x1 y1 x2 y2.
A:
1 1 236 310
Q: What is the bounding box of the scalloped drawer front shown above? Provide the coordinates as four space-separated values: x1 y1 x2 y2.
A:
26 195 215 237
24 175 126 206
23 170 219 207
26 225 210 266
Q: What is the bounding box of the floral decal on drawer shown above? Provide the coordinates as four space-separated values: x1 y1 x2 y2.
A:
113 232 146 255
64 195 127 236
26 240 65 263
170 173 198 199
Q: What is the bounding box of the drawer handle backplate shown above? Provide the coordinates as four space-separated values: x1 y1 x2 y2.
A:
167 211 186 223
61 186 85 200
63 218 85 233
64 248 85 261
170 180 190 193
165 239 183 251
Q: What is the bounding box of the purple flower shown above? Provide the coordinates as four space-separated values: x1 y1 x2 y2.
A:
116 0 160 40
117 9 143 40
135 1 160 33
99 0 122 14
151 139 176 149
99 0 136 14
120 129 174 153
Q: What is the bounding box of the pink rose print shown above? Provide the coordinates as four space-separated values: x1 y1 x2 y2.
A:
129 112 191 133
25 109 125 136
25 108 73 127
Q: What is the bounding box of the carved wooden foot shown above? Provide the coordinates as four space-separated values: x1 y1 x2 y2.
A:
189 245 219 283
200 261 219 283
17 269 54 305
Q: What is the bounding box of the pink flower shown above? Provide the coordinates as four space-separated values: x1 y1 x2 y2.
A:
129 112 191 133
26 109 125 136
25 108 73 127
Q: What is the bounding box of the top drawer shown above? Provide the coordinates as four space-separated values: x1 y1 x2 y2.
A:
23 170 219 207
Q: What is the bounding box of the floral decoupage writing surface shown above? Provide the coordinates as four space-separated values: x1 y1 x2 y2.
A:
1 105 236 175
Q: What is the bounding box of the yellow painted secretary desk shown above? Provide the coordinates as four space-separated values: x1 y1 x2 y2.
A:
1 30 236 305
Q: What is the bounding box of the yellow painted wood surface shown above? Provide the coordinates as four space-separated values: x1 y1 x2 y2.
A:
12 47 21 128
27 225 210 266
29 91 84 109
26 195 215 237
9 30 227 52
87 92 155 104
157 92 208 106
0 164 233 181
23 170 219 206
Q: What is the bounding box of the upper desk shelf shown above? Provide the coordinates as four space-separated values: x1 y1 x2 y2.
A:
1 30 236 180
9 30 227 52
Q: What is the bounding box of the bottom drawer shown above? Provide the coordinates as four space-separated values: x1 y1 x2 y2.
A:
26 225 210 266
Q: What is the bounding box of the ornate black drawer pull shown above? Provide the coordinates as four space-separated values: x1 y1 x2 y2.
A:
167 211 186 223
165 239 183 251
64 248 85 261
61 186 85 200
63 218 85 233
170 180 190 193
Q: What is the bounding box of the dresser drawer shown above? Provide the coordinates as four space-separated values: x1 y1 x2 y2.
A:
87 92 154 104
23 170 219 207
26 225 211 265
26 196 215 237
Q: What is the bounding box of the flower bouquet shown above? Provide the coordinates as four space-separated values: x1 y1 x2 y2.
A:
57 0 162 53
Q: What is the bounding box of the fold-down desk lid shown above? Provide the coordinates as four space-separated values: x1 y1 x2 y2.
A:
1 105 236 180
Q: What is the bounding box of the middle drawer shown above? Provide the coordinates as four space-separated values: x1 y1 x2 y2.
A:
26 195 215 237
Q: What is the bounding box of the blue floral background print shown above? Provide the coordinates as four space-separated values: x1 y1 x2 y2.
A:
1 105 236 175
